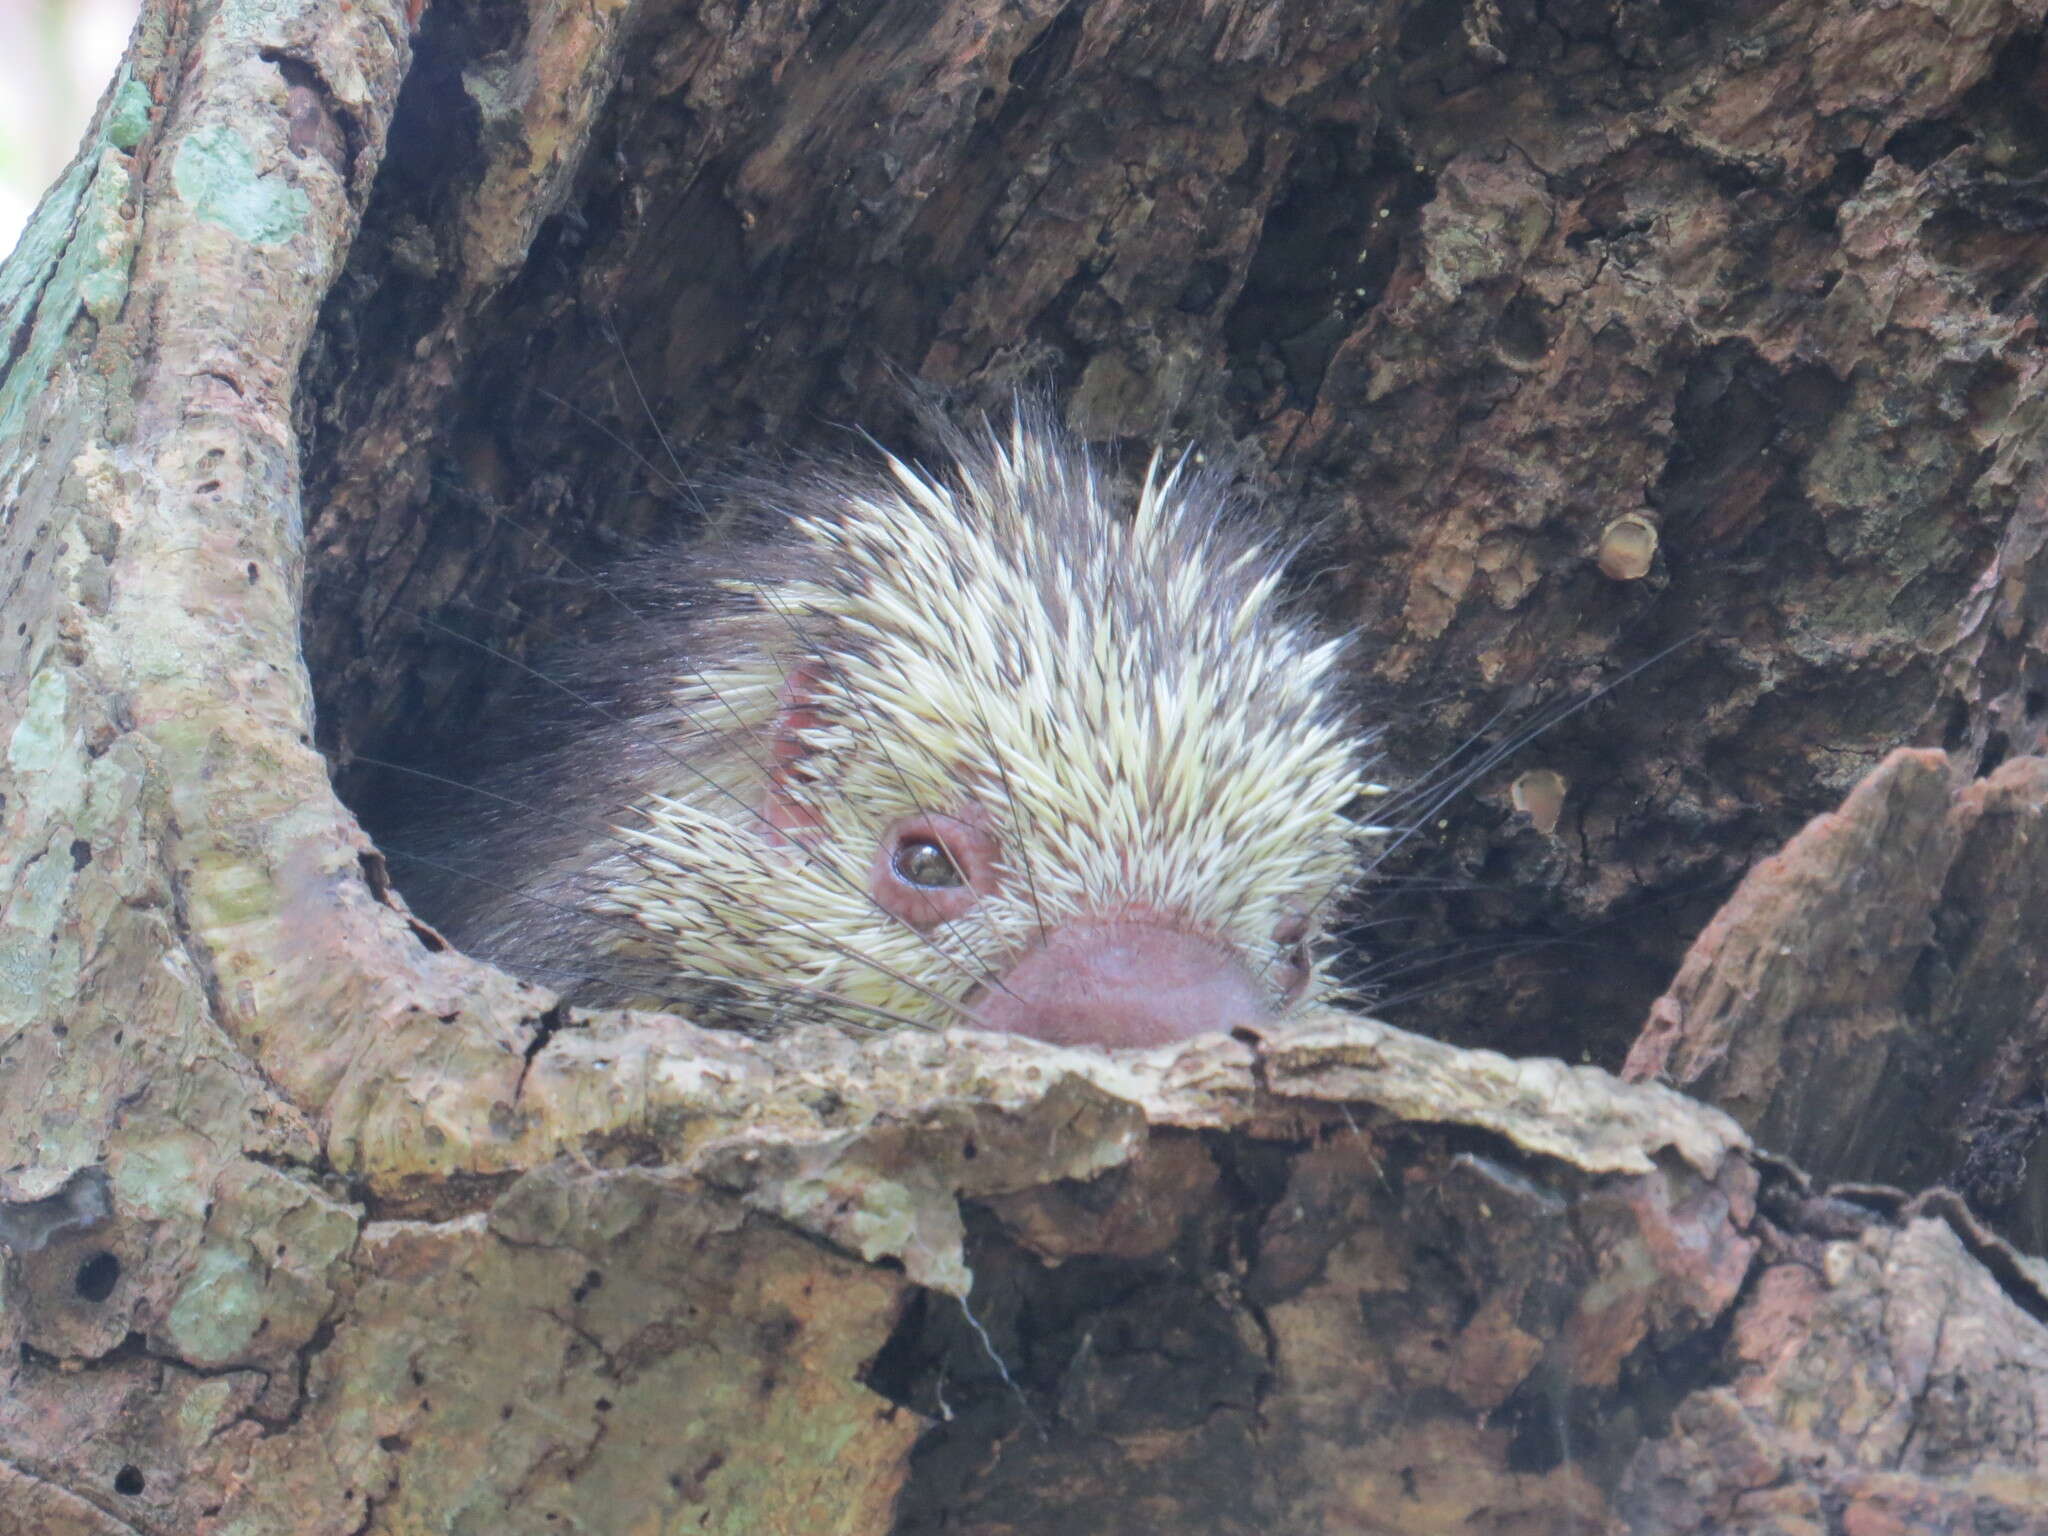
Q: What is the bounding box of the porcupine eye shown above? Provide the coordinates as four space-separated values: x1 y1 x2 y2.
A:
893 838 963 888
869 811 1000 929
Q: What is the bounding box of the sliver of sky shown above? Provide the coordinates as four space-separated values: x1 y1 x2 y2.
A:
0 0 139 261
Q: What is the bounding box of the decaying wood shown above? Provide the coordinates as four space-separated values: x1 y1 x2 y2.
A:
8 0 2048 1530
1625 746 2048 1250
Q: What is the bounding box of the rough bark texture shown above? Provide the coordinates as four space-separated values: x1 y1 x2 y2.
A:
8 0 2048 1532
1627 746 2048 1252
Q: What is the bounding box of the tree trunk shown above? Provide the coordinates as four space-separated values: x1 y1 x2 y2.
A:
6 0 2048 1531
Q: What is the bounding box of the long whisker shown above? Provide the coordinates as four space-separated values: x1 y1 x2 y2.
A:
597 307 695 493
1291 633 1705 989
1370 634 1702 867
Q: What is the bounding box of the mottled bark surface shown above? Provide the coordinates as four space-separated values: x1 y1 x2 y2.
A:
8 0 2048 1531
1627 745 2048 1249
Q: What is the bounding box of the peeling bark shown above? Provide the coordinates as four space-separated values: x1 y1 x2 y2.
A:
7 0 2048 1531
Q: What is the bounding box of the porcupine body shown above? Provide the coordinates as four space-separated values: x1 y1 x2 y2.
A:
424 409 1377 1048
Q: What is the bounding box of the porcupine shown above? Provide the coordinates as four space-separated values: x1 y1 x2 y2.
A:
418 407 1380 1049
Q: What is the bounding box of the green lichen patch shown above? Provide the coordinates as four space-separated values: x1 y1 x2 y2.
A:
167 1243 266 1363
170 123 312 249
106 71 153 152
5 667 73 776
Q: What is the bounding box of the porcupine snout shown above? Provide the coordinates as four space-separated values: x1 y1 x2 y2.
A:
966 920 1277 1049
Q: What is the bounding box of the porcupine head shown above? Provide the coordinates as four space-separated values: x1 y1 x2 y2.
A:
592 411 1374 1048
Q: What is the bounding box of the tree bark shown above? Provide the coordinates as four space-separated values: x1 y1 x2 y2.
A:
6 0 2048 1532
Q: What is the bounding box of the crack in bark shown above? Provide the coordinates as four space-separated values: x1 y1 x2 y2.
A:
514 997 583 1101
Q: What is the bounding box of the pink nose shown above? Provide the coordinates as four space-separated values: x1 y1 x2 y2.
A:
969 921 1274 1048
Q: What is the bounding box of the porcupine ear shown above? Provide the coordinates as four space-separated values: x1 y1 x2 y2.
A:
763 661 829 841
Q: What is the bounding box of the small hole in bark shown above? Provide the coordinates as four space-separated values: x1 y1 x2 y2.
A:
247 562 260 583
1980 731 2010 778
595 1397 613 1412
75 1251 121 1302
1500 1378 1574 1473
1803 149 1873 231
1495 293 1549 364
2025 689 2045 719
69 839 92 869
572 1268 604 1303
1176 260 1229 314
1941 696 1971 750
1885 117 1972 171
113 1466 144 1496
1398 0 1464 54
1005 6 1082 98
